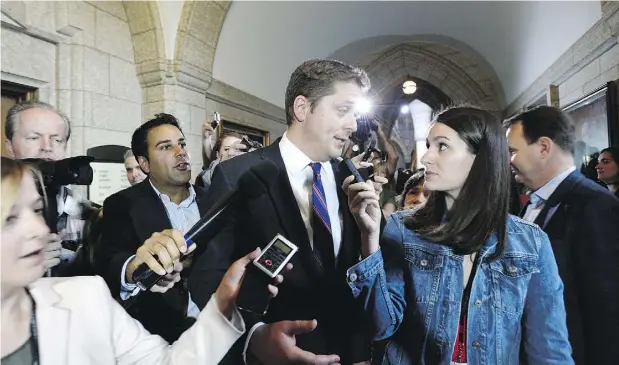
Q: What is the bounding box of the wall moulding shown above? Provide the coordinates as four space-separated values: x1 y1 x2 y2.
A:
1 9 65 45
205 78 285 125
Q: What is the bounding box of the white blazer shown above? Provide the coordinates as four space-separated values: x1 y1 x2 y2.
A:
28 276 245 365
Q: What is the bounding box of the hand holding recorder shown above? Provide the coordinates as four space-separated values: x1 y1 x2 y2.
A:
216 247 290 320
235 234 297 315
342 159 382 258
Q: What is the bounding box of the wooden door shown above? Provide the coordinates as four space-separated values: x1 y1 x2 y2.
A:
1 81 38 156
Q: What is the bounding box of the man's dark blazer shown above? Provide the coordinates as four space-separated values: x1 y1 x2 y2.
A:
96 179 210 343
188 140 371 364
525 170 619 365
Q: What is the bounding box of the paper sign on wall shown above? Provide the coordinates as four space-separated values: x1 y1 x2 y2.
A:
88 162 131 205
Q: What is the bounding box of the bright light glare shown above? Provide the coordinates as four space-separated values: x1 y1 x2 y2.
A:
356 99 372 114
403 80 417 95
400 105 410 114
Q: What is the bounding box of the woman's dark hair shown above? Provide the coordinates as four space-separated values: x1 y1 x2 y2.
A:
600 147 619 181
600 147 619 165
403 106 511 261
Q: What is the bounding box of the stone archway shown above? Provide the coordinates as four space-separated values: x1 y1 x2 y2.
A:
330 34 506 111
123 1 167 88
330 35 506 167
174 1 230 92
366 42 504 112
122 0 233 177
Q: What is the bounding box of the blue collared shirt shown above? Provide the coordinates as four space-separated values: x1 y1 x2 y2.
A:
120 180 201 318
523 166 575 224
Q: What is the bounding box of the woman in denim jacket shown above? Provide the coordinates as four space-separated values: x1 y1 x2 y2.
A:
344 106 573 364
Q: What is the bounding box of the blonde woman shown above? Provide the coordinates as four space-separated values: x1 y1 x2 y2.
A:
0 157 286 365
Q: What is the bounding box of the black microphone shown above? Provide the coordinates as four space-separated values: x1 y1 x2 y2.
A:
131 161 279 291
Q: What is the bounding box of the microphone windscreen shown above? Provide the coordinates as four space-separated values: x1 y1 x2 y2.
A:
238 161 279 198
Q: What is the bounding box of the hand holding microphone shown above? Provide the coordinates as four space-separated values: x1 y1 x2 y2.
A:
128 161 280 294
344 175 381 258
341 159 382 258
125 229 196 293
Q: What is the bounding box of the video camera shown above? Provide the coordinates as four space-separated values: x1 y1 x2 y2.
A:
352 114 378 153
21 156 95 239
21 156 95 187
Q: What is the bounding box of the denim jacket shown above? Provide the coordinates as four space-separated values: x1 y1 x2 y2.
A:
347 212 573 365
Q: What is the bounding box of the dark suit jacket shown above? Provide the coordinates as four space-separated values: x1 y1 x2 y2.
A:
528 171 619 365
189 140 371 364
96 179 210 343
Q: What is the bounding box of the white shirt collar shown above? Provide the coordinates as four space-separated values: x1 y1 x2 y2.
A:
149 179 196 207
279 132 332 175
530 166 576 202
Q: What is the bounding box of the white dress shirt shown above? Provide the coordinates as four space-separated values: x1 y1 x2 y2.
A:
243 132 344 362
279 132 343 257
523 166 576 224
120 180 201 318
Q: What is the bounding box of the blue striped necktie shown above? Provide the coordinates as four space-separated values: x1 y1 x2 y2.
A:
310 162 335 271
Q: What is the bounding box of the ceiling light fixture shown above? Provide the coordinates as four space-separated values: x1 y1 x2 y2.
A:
402 80 417 95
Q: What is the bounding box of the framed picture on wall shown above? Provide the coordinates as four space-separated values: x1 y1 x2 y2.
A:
218 119 270 147
562 81 618 179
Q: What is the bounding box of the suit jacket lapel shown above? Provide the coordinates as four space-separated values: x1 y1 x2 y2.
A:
534 171 580 229
131 180 172 242
195 185 209 216
332 159 357 268
30 280 70 365
261 143 322 279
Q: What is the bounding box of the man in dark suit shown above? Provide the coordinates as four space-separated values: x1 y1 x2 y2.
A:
189 59 375 365
97 113 209 342
505 106 619 365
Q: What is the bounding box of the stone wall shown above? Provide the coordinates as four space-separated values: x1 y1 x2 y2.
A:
132 0 285 178
1 0 286 185
1 1 142 160
506 2 619 113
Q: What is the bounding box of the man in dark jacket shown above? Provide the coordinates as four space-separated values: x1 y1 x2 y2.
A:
97 113 210 342
505 106 619 365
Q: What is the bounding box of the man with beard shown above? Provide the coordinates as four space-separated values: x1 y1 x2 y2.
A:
97 113 210 342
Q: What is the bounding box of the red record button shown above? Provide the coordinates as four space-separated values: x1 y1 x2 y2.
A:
264 259 273 266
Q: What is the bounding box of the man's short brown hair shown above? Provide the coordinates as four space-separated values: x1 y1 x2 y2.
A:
284 59 370 125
